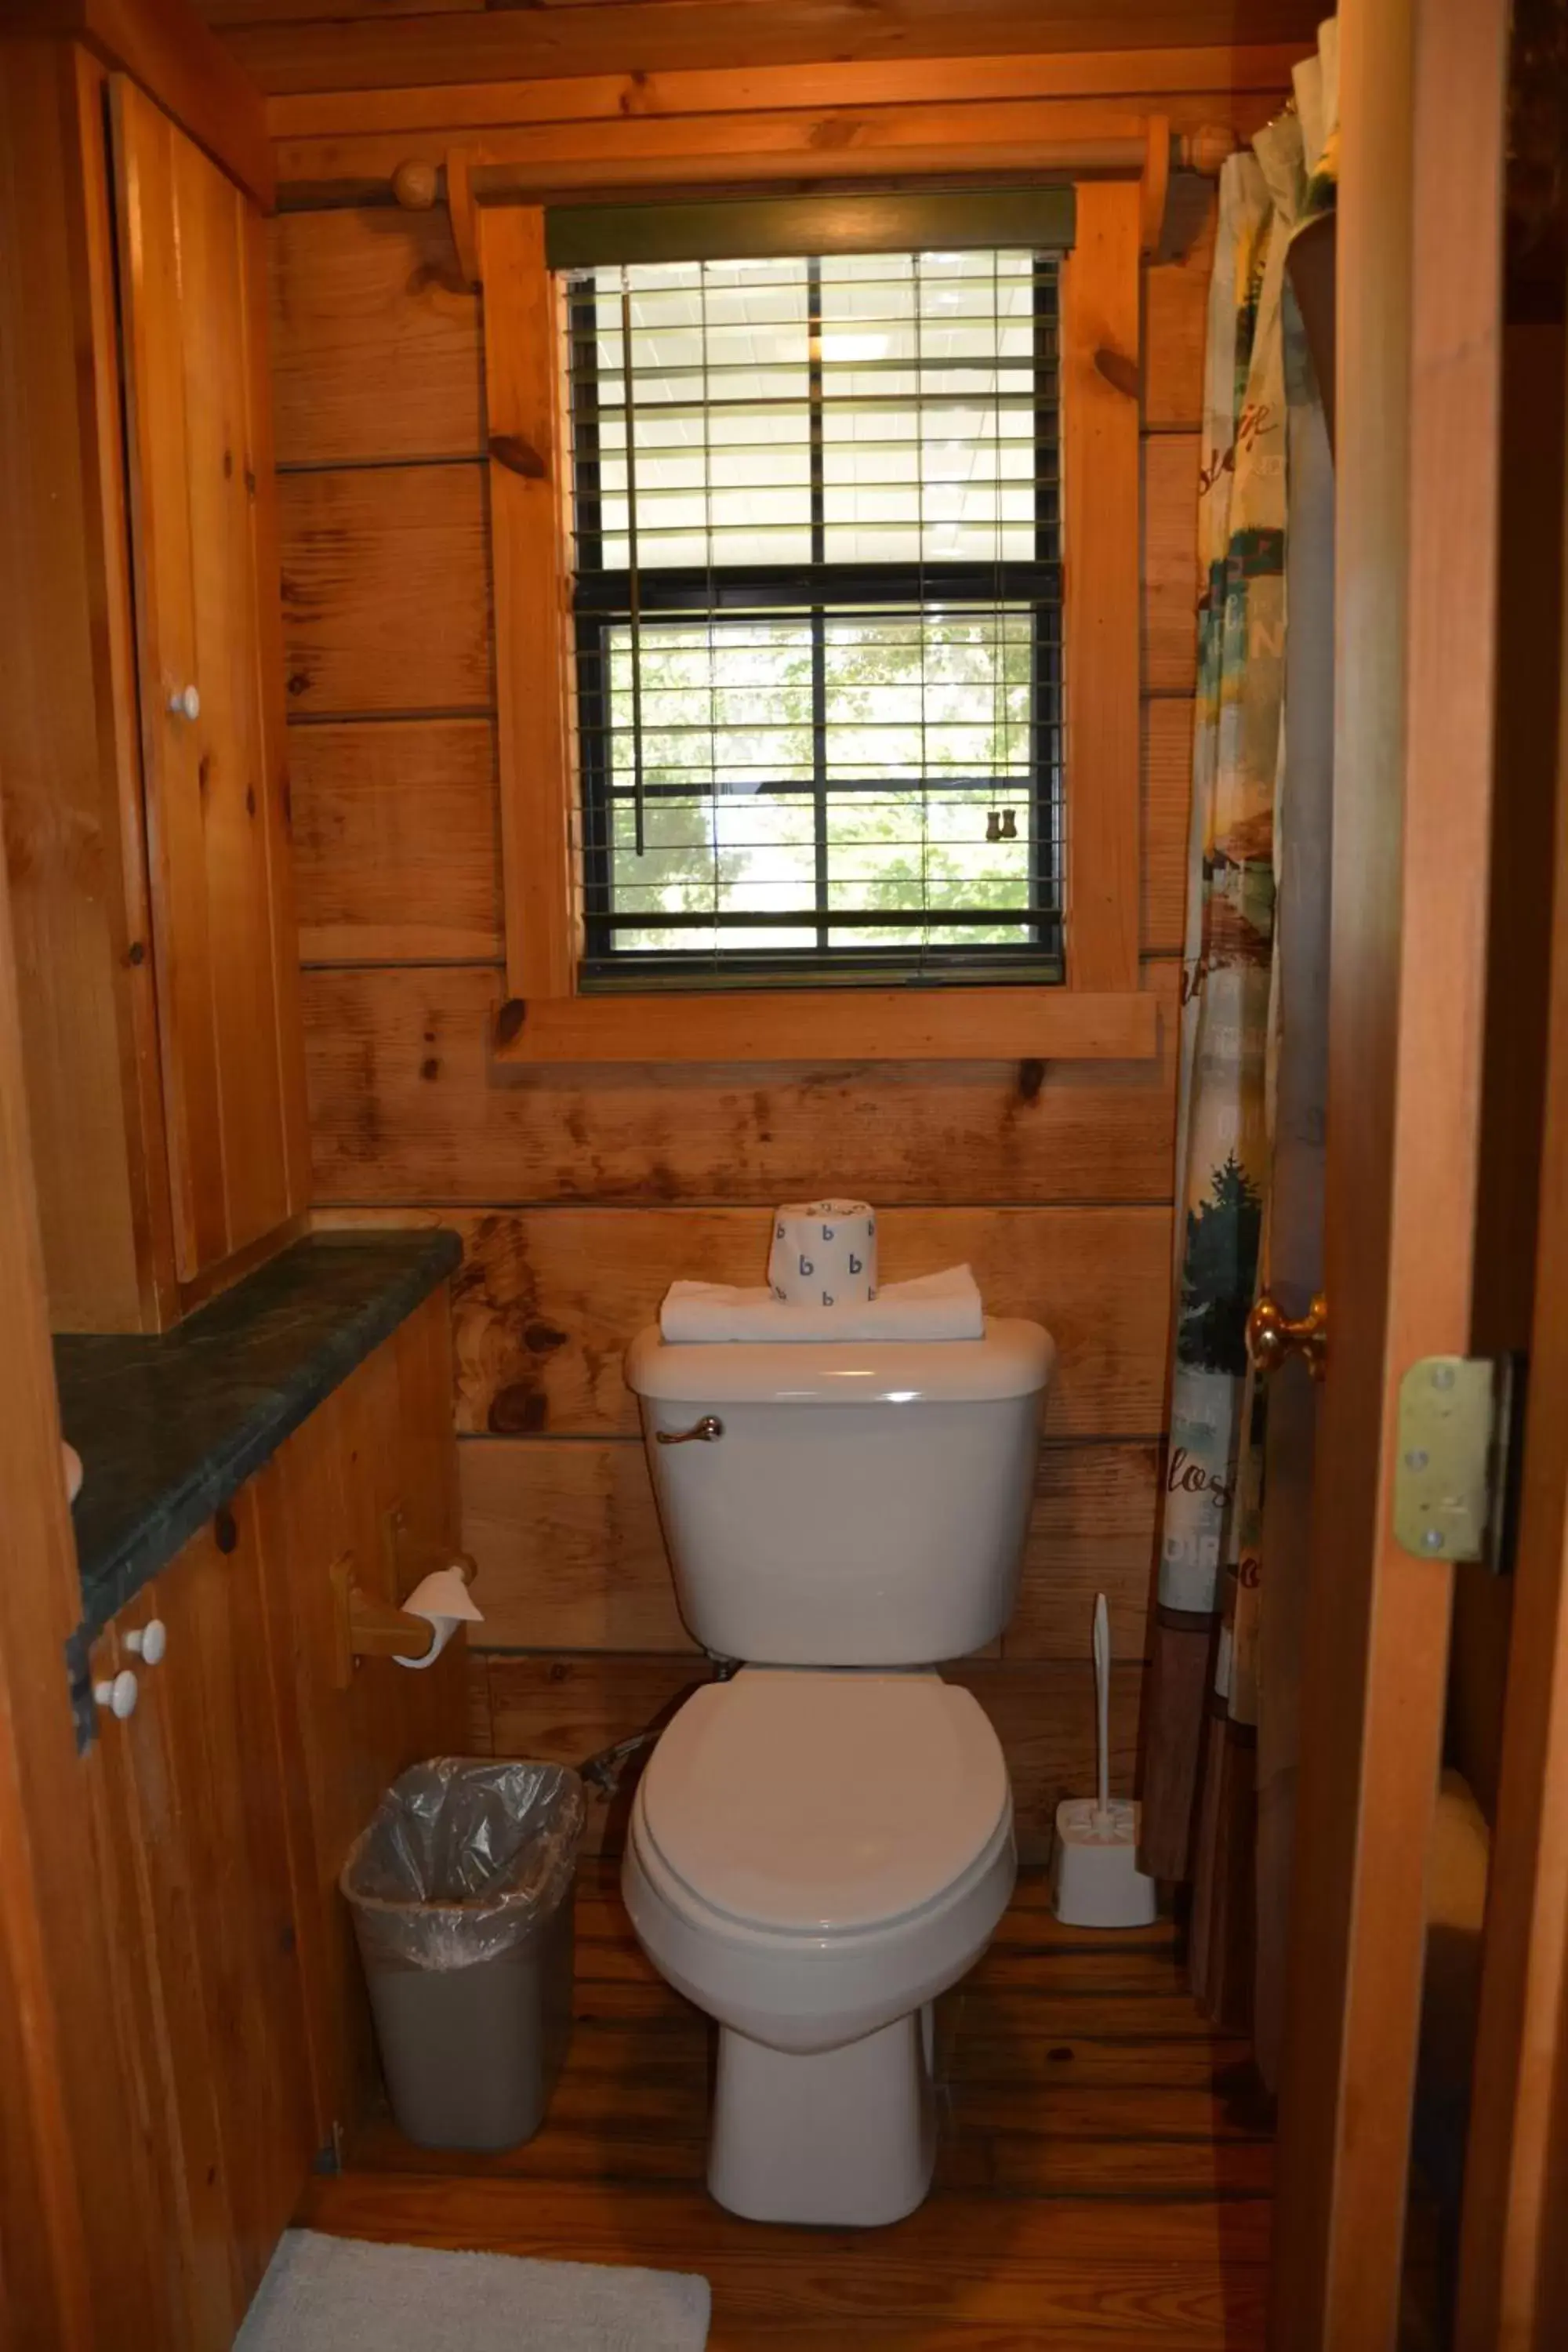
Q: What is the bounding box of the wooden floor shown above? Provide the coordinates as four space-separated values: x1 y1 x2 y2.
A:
303 1863 1274 2348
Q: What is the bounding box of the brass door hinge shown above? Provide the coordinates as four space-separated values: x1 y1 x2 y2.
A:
1393 1354 1525 1573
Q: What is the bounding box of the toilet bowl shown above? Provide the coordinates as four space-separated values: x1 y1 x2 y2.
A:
621 1316 1054 2227
621 1667 1016 2225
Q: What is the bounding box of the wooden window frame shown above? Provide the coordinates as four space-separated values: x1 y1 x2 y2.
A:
475 158 1153 1065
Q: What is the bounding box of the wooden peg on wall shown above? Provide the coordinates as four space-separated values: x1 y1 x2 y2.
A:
1176 124 1238 179
1139 114 1171 257
391 158 438 212
445 147 482 289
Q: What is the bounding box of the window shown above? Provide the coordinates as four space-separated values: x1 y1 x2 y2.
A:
564 247 1063 990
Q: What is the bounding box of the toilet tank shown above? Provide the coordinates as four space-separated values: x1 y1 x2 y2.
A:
623 1320 1055 1666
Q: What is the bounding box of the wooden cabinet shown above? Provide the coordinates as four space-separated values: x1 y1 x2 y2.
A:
93 1490 313 2350
0 40 306 1332
113 77 306 1288
257 1289 467 2147
83 1290 465 2349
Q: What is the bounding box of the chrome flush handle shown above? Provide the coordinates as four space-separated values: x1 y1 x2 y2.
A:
656 1415 724 1446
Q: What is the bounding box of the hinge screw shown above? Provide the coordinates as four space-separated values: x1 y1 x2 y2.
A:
1432 1365 1456 1391
1422 1526 1445 1552
1405 1448 1429 1472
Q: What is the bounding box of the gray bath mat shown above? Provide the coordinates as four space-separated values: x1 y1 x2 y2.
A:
235 2229 711 2350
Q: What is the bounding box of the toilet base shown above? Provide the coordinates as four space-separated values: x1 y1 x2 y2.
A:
706 2006 937 2227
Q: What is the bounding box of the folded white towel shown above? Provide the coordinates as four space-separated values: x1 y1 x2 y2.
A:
659 1265 984 1345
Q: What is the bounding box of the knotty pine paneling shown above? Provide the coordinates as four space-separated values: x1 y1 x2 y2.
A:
269 108 1228 1821
208 3 1319 93
468 1652 713 1853
292 717 502 962
434 1204 1171 1439
1143 431 1203 695
279 463 492 716
272 100 1284 220
1144 695 1195 953
456 1431 1158 1661
270 198 1213 463
462 1438 687 1650
1145 187 1217 431
269 207 483 466
301 958 1181 1206
278 435 1196 722
1011 1438 1160 1657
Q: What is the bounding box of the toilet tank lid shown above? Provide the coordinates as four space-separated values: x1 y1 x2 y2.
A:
624 1317 1055 1404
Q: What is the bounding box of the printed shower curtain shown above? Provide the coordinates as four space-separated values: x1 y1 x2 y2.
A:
1141 25 1339 2085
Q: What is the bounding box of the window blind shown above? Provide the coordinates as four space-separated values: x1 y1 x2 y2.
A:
564 241 1064 989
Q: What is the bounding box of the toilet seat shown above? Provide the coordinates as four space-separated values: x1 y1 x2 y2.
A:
640 1669 1009 1936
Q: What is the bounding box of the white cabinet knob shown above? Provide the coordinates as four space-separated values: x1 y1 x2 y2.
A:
93 1670 139 1721
123 1620 167 1666
167 684 200 722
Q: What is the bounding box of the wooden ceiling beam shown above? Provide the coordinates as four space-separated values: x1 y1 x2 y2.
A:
264 42 1310 142
208 0 1323 100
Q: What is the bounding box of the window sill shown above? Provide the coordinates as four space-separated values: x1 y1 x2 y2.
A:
489 985 1159 1066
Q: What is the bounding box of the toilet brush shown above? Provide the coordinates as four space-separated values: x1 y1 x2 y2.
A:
1051 1593 1158 1928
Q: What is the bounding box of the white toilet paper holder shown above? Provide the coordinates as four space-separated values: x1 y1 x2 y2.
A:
329 1541 478 1687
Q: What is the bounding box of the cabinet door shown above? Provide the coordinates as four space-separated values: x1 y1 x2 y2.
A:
110 75 305 1288
256 1290 468 2149
108 1497 315 2346
88 1628 212 2352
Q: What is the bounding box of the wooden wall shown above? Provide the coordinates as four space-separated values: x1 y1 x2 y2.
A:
205 2 1320 98
269 85 1252 1855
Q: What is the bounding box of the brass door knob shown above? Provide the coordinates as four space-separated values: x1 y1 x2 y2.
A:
1246 1292 1328 1380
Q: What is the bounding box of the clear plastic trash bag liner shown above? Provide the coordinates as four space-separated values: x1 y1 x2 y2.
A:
340 1757 585 1973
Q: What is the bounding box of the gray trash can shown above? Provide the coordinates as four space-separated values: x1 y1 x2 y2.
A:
340 1757 585 2151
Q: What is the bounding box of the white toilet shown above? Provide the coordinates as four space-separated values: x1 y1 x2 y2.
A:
621 1317 1055 2227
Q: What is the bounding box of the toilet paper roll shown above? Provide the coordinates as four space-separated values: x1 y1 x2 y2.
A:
393 1565 484 1672
768 1200 877 1308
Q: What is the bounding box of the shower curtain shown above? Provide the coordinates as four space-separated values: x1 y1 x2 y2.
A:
1141 26 1339 2087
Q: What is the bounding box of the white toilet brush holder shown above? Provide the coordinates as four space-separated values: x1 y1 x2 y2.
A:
1052 1593 1158 1929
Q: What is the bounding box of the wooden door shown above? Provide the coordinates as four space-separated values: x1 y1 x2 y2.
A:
1453 318 1568 2352
0 651 169 2348
111 74 307 1290
110 1503 315 2346
1268 0 1511 2344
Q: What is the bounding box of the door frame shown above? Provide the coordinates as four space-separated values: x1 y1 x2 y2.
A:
1269 0 1511 2340
1456 310 1568 2352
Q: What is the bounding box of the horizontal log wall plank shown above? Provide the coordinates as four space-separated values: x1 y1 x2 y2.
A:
274 437 1194 724
292 717 502 962
1143 695 1194 955
1142 431 1202 695
1144 186 1216 430
285 698 1187 966
269 206 483 466
456 1432 1158 1659
434 1205 1171 1439
300 959 1181 1205
279 463 492 716
465 1646 1144 1860
461 1437 689 1650
469 1650 713 1852
1009 1439 1160 1658
946 1658 1144 1863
